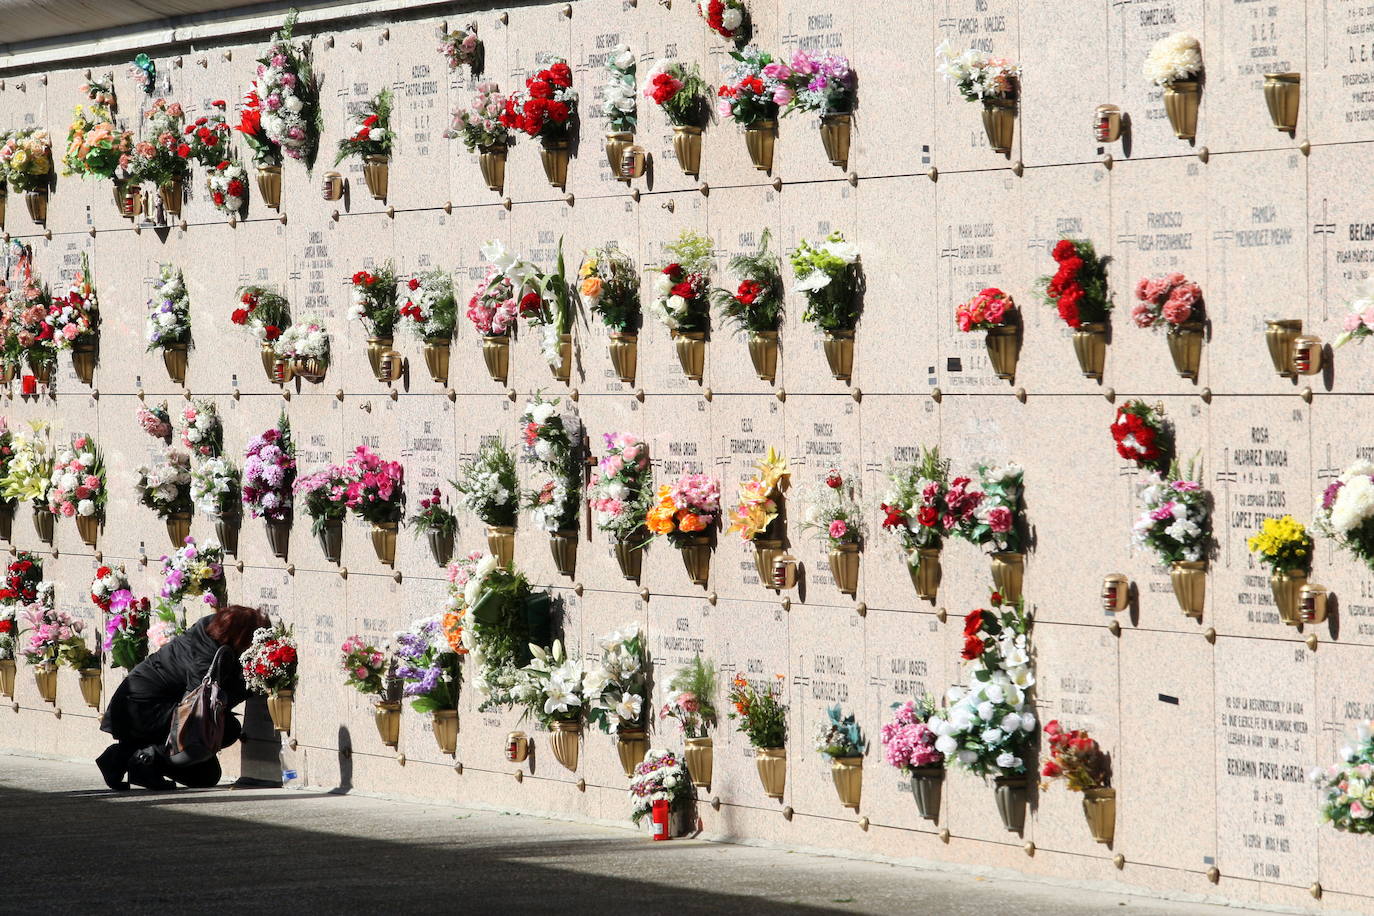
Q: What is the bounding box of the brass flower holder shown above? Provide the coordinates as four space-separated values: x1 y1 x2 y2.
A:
819 112 852 167
1263 73 1300 132
258 165 282 209
616 728 649 778
685 736 713 788
362 155 389 201
481 334 511 384
608 332 638 383
1170 560 1206 617
487 525 516 567
1163 79 1200 140
748 331 779 382
550 719 581 770
479 145 507 193
673 125 703 176
433 708 459 755
540 138 570 189
267 689 294 732
1264 319 1302 378
755 746 786 798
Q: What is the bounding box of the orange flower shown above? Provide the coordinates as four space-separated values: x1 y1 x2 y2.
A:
677 510 706 533
579 276 603 298
442 611 465 653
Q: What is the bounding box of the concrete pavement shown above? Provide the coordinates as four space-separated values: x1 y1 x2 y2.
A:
0 753 1293 915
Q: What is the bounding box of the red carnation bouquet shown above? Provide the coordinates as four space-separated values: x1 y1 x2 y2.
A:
1039 238 1111 330
698 0 748 41
1110 400 1169 468
241 620 298 696
232 285 292 347
235 90 282 167
0 552 42 604
182 101 232 167
1040 720 1110 792
500 59 578 141
126 98 190 191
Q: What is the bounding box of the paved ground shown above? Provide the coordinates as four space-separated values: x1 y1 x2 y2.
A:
0 753 1276 915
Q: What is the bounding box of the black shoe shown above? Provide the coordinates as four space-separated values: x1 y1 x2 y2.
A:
96 743 133 791
127 747 175 791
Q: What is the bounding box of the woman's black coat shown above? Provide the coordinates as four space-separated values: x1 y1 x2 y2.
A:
100 617 249 747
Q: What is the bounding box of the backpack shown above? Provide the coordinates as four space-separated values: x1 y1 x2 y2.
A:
165 646 228 767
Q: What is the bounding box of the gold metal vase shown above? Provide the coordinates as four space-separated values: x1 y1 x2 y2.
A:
1170 560 1206 617
362 154 389 201
550 332 573 383
819 112 852 167
613 540 643 582
432 708 459 755
1263 73 1300 132
1167 322 1205 379
1163 79 1200 140
71 342 96 385
673 125 703 176
166 512 191 548
909 766 944 821
481 334 511 384
990 551 1024 602
0 659 14 698
550 529 578 577
828 543 860 596
753 538 784 588
1083 787 1116 844
422 338 451 385
34 666 57 703
550 718 581 771
673 331 706 381
616 728 649 778
267 689 294 733
980 97 1016 154
830 756 863 809
608 332 638 384
76 514 99 547
1072 323 1107 380
365 337 394 383
371 521 398 567
487 525 515 567
822 331 855 381
478 145 507 193
678 536 712 586
744 121 777 171
605 132 633 174
747 331 779 382
540 139 570 189
25 189 48 224
1264 319 1301 378
985 325 1020 381
163 344 188 384
1271 569 1307 626
755 746 786 798
995 775 1029 833
685 736 713 788
910 547 942 601
261 342 282 383
78 669 102 708
374 700 401 748
257 165 282 210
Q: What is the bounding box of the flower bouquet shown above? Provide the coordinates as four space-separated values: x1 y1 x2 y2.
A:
698 0 748 42
881 697 946 820
815 704 867 808
956 287 1019 382
1144 33 1203 139
242 620 298 732
179 400 222 458
1110 400 1170 470
726 446 790 587
127 98 190 218
61 98 133 182
647 473 720 585
454 438 520 565
343 445 406 566
953 463 1027 599
600 45 637 176
1335 280 1374 349
147 602 185 654
448 552 550 710
92 566 148 669
526 242 577 382
2 128 54 222
580 245 641 383
1 552 43 606
19 590 84 703
293 462 351 563
1 242 58 381
409 487 457 567
881 447 954 601
662 655 718 786
1249 516 1315 625
521 395 583 574
1133 458 1211 617
47 431 104 546
147 263 192 382
791 232 862 380
727 673 788 797
468 240 540 384
341 634 400 746
712 229 784 382
191 457 241 552
54 252 100 383
1314 462 1374 578
232 285 291 383
513 639 603 770
251 10 322 168
159 535 225 611
335 88 393 200
1041 720 1115 844
348 264 400 383
444 82 513 192
399 270 457 385
235 89 283 207
1132 272 1205 379
799 467 865 595
777 50 857 166
718 47 784 169
0 422 53 543
0 420 14 538
134 447 193 546
440 24 483 73
651 231 713 381
0 604 14 695
644 60 712 176
273 316 331 383
393 612 463 753
629 749 693 835
205 158 250 217
1310 722 1374 833
935 42 1020 154
500 58 578 188
589 624 651 776
931 590 1037 831
242 415 295 557
183 101 232 167
1039 239 1112 379
590 433 654 581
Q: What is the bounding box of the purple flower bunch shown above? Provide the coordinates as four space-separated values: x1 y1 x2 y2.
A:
243 417 295 521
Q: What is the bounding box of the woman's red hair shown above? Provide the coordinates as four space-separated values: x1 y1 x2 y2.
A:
205 604 269 652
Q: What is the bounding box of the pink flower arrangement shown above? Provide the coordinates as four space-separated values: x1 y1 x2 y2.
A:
343 445 405 524
589 433 653 543
136 402 172 440
466 264 538 336
46 432 104 521
955 287 1015 332
1132 273 1204 329
881 700 945 772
